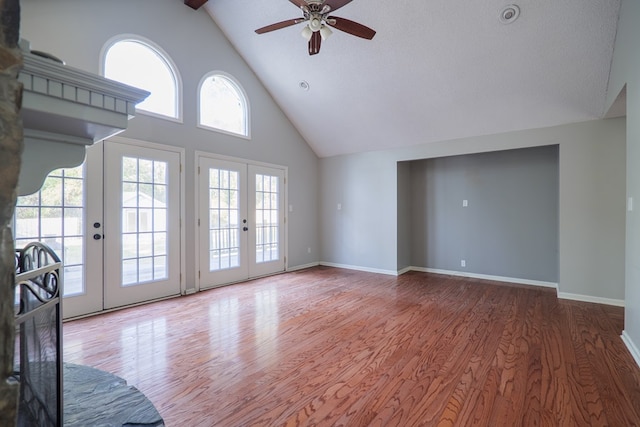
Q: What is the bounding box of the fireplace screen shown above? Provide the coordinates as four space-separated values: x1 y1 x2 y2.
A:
13 242 63 427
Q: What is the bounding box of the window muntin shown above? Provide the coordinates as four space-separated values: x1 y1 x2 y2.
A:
199 73 249 138
13 165 86 297
120 156 169 285
255 173 279 263
103 37 180 120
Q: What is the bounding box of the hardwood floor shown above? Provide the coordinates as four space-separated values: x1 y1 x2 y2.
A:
62 267 640 426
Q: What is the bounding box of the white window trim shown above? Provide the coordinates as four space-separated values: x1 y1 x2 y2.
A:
197 71 251 140
100 34 184 123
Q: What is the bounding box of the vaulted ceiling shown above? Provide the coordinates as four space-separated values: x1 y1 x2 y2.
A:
197 0 621 158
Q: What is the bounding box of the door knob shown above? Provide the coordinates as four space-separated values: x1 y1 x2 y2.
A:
243 227 248 231
93 234 102 240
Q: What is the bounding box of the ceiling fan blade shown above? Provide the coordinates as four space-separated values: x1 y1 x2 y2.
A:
289 0 308 8
323 0 353 12
184 0 208 10
308 31 322 55
327 16 376 39
255 18 303 34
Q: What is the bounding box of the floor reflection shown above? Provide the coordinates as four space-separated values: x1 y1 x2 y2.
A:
120 317 167 383
63 337 85 365
209 296 239 359
254 287 278 368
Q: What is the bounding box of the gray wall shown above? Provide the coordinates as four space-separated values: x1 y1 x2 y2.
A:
321 118 626 301
607 0 640 352
558 121 626 301
409 146 559 283
20 0 320 289
320 151 397 272
396 162 412 272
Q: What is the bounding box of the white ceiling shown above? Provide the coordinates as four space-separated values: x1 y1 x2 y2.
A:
203 0 621 158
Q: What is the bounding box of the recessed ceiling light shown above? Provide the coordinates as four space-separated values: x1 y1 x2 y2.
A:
299 81 310 91
499 4 520 24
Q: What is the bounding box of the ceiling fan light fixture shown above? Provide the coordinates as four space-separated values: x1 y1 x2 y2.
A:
309 17 323 32
320 25 333 41
301 26 313 41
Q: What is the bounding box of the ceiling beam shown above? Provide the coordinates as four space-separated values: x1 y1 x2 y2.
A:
184 0 208 10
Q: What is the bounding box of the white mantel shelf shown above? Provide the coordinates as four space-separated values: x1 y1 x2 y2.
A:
17 47 149 195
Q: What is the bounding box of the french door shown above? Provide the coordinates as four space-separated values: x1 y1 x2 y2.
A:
14 156 102 318
198 156 286 289
103 141 182 309
13 139 183 318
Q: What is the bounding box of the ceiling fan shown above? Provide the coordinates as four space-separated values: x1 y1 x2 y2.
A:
255 0 376 56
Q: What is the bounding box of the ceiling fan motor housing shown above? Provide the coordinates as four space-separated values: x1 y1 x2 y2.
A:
309 17 323 31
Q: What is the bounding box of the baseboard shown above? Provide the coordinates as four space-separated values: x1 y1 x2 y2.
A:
287 262 320 272
320 262 398 276
295 265 625 308
557 292 625 307
409 267 558 289
397 266 412 276
621 331 640 369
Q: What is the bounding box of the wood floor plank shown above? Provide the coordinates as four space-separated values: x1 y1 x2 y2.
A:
520 290 542 427
62 267 640 426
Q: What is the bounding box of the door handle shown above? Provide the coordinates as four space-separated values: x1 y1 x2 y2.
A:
243 227 248 232
93 234 102 240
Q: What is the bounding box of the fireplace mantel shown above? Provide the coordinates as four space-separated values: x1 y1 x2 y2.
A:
17 41 149 195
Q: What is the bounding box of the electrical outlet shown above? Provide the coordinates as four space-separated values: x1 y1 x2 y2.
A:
307 247 311 254
461 260 466 268
462 200 468 207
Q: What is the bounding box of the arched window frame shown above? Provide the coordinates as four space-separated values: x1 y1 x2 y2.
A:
100 34 183 123
197 71 251 140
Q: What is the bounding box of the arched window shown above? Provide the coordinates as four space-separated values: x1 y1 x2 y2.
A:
198 72 250 138
102 35 181 121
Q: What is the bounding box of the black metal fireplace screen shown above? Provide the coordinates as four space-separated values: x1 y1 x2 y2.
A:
12 242 63 427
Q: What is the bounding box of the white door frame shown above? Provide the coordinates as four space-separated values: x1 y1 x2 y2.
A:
194 151 288 292
109 136 186 297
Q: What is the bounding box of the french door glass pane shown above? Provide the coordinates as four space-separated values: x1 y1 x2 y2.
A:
121 156 169 286
208 168 240 271
13 165 85 297
255 174 279 263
